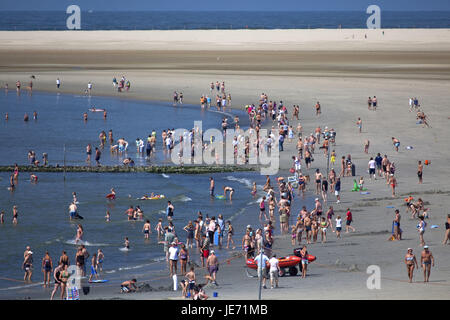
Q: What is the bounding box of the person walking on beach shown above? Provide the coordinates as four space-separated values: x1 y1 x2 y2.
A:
420 246 434 282
50 262 64 300
418 216 427 246
392 137 400 152
56 78 61 89
367 97 372 110
87 81 92 95
200 234 210 268
254 251 269 289
393 209 402 240
41 251 53 288
206 250 219 286
299 246 309 278
315 101 321 116
372 96 377 110
185 267 196 297
356 118 362 133
417 161 423 184
404 248 418 283
75 248 85 276
345 208 355 233
269 254 280 289
443 214 450 245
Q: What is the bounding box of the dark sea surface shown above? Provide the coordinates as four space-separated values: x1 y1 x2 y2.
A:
0 11 449 31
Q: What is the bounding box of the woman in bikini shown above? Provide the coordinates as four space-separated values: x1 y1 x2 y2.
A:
179 244 189 275
404 248 418 283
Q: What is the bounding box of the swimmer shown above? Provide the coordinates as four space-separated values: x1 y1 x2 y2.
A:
124 237 130 250
105 211 110 222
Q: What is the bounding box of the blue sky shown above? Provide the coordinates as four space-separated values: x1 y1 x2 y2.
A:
1 0 450 11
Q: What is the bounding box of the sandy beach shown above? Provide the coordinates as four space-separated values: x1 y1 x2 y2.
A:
0 29 449 300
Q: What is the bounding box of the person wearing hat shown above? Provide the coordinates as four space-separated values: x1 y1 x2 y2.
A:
404 248 418 283
23 247 33 282
420 246 435 282
206 250 219 286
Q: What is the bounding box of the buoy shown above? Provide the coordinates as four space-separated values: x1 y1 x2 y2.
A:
424 160 430 165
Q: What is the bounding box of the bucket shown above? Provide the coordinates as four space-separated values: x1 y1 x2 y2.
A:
213 292 218 297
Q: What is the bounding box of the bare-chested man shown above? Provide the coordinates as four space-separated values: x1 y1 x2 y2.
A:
185 267 196 297
304 214 312 244
420 246 435 283
242 230 252 260
314 169 323 195
206 250 219 285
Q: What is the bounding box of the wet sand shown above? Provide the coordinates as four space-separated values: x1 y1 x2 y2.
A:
0 29 449 300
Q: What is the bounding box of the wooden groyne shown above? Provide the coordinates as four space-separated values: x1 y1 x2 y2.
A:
0 165 257 174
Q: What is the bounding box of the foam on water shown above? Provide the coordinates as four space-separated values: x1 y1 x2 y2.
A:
226 175 253 188
66 239 109 247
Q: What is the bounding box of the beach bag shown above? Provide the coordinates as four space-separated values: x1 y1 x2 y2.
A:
289 168 295 173
66 287 80 300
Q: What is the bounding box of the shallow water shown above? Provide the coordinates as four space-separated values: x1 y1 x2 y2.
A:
0 91 314 297
0 91 244 167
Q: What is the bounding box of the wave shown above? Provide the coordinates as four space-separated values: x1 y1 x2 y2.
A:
225 175 253 188
162 174 170 179
65 239 109 246
0 281 44 291
179 195 192 202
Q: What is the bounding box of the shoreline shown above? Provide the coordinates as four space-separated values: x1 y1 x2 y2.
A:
0 28 449 300
0 165 257 174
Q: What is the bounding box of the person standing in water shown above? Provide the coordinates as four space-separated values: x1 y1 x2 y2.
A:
75 224 84 243
143 220 152 240
41 251 53 288
95 147 101 166
23 248 33 282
